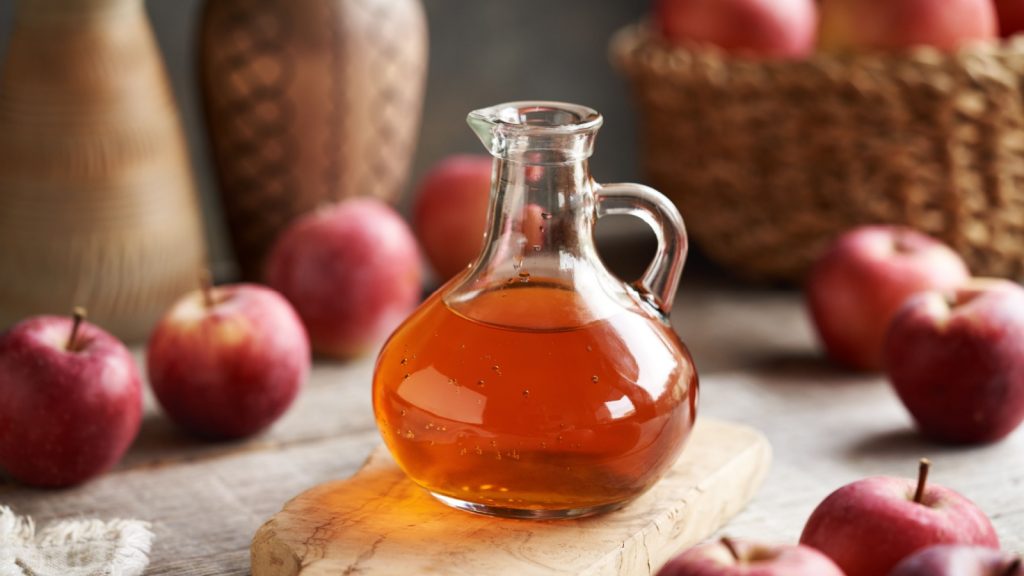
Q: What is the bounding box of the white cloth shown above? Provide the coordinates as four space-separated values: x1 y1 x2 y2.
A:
0 506 153 576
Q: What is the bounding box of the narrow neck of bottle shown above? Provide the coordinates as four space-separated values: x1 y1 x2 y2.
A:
475 155 594 286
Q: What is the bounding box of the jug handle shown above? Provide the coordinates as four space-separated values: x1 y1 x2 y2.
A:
595 182 688 317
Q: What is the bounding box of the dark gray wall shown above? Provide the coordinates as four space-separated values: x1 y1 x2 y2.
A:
0 1 650 272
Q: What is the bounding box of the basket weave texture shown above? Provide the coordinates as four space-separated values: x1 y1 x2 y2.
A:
612 24 1024 282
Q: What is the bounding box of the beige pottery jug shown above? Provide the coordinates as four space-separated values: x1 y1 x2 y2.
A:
0 0 207 340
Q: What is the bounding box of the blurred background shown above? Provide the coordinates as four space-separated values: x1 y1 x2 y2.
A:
6 0 1013 342
0 1 651 273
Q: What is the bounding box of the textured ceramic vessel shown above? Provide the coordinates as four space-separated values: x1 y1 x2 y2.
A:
0 0 207 341
200 0 428 279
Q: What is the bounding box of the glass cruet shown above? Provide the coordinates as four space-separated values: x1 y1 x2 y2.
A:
372 101 698 519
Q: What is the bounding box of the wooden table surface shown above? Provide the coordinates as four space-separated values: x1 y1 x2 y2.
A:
2 255 1022 575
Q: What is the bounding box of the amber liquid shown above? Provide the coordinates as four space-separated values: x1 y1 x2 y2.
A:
372 281 698 516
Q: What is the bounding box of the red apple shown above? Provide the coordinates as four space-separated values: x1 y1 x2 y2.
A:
412 154 493 281
654 0 818 58
657 538 845 575
265 198 423 358
889 545 1022 576
883 278 1024 444
818 0 997 52
805 225 970 371
800 459 999 576
147 282 309 439
994 0 1024 37
0 309 142 487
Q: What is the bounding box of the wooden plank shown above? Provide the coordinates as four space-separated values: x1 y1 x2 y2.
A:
0 353 383 574
0 354 380 497
2 431 382 576
3 283 1022 575
700 363 1024 553
118 355 380 470
250 418 772 576
672 282 816 374
4 367 1022 574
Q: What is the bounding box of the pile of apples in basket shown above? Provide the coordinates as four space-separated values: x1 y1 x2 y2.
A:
651 0 1024 573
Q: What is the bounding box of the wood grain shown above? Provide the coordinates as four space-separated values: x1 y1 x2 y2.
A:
250 419 772 576
700 362 1024 553
1 279 1022 574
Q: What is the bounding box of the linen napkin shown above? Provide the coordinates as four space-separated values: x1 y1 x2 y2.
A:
0 506 153 576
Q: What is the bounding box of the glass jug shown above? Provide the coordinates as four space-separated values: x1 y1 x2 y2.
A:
372 101 698 519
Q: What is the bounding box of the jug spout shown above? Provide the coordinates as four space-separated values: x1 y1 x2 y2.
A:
467 101 603 164
466 107 500 155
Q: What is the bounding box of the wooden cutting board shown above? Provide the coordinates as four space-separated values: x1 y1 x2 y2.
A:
251 418 771 576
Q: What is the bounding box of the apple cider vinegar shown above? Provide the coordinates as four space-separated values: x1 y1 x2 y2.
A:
373 281 697 517
373 100 698 518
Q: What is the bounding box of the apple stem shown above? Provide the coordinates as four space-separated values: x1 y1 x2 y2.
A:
1006 558 1021 576
200 270 215 309
913 458 931 504
67 306 86 351
720 537 741 562
942 292 958 309
893 231 913 254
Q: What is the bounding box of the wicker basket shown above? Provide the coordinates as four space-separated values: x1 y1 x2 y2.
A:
612 24 1024 282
